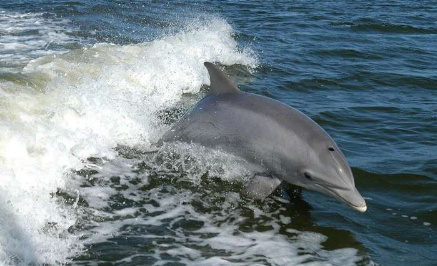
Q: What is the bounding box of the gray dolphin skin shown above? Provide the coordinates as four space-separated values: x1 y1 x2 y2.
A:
160 62 367 212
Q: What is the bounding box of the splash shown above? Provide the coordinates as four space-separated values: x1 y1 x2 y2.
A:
68 153 368 266
0 14 257 265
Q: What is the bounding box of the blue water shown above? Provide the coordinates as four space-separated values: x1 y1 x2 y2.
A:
0 1 436 265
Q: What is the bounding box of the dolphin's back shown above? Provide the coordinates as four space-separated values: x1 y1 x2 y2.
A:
160 92 326 175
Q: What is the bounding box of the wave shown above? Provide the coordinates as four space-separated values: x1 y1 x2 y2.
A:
330 19 437 34
351 23 437 34
0 10 80 72
351 168 436 229
0 16 257 265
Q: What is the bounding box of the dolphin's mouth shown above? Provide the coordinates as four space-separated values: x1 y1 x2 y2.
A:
315 184 367 212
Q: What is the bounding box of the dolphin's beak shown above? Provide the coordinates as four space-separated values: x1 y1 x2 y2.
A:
315 184 367 212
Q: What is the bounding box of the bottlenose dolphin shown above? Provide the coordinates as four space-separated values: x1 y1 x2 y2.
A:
160 62 367 212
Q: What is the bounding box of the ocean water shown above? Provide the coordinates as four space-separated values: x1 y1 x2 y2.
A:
0 0 436 265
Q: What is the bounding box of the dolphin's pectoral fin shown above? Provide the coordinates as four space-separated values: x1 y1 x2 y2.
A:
204 62 240 94
243 175 282 200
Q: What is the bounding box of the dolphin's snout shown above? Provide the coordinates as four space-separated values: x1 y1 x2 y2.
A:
353 204 367 213
343 188 367 212
315 184 367 212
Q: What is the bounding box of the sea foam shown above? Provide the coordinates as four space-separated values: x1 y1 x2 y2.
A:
0 15 256 265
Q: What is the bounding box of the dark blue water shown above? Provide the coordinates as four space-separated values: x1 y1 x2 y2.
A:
1 1 436 265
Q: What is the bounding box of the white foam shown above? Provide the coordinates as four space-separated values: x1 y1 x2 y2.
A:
0 16 257 265
71 171 367 266
153 142 255 183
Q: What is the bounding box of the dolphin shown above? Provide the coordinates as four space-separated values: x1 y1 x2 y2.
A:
160 62 367 212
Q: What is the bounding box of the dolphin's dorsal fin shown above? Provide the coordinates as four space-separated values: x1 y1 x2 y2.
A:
204 62 240 94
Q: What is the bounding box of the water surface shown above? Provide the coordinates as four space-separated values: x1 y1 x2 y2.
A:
0 1 436 265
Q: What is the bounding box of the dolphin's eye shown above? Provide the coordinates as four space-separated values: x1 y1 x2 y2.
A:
304 172 313 180
328 147 335 151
